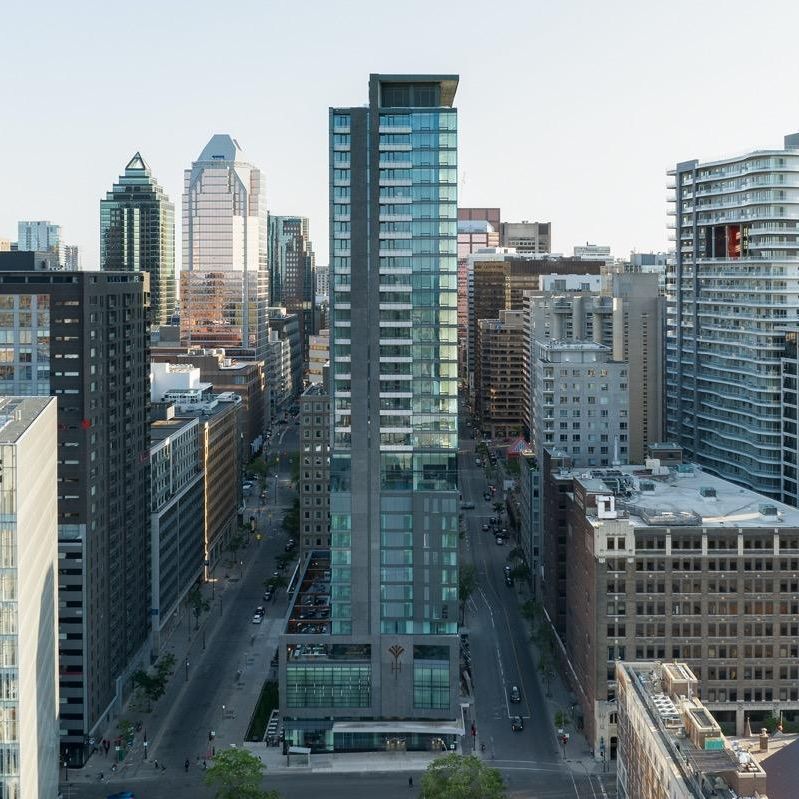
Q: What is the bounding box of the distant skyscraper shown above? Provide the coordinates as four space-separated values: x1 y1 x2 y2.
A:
0 397 60 799
63 244 80 270
315 264 329 300
101 152 176 325
181 135 268 360
0 254 151 765
573 242 611 261
667 132 799 501
17 220 61 261
268 215 316 363
278 74 461 753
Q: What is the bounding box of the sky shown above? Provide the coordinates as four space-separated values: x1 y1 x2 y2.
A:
2 0 799 268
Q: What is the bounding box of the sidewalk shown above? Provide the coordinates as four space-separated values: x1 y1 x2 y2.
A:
78 504 277 783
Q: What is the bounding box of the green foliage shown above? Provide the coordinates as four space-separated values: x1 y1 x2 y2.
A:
203 748 280 799
282 498 300 536
288 452 300 486
247 458 270 487
227 532 247 558
492 501 504 514
132 652 175 711
458 564 477 606
118 718 135 747
421 754 506 799
264 574 288 591
189 586 211 630
538 650 555 697
505 457 521 476
507 546 525 562
554 709 570 730
510 563 530 583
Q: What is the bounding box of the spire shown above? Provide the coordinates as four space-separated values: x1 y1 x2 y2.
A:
125 152 149 172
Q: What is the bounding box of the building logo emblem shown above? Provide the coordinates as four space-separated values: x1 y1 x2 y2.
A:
388 644 405 680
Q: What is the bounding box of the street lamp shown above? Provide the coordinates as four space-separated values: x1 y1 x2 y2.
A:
185 658 190 682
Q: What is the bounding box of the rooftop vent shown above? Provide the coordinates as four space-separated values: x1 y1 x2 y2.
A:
639 480 655 492
759 503 778 517
699 486 717 498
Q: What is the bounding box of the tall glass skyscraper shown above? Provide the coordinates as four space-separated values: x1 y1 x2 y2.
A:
181 135 268 360
100 152 176 325
279 74 460 753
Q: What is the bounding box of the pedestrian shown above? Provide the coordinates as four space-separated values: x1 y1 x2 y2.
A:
154 759 159 769
202 760 207 770
184 758 190 772
408 776 413 789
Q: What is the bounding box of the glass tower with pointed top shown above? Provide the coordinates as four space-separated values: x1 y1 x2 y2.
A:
100 153 176 325
181 135 269 360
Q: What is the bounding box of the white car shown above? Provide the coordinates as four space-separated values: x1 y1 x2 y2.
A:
251 613 263 624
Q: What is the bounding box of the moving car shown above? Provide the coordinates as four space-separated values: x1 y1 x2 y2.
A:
510 685 521 703
481 524 489 532
263 589 274 601
495 537 504 545
460 501 475 510
475 458 482 467
511 716 524 732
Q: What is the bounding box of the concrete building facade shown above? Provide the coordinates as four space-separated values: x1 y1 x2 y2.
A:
499 220 551 253
543 453 799 761
0 256 151 765
0 397 59 799
299 382 330 557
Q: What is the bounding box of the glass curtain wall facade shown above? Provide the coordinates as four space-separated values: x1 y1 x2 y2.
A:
101 153 176 326
666 134 799 501
181 135 268 360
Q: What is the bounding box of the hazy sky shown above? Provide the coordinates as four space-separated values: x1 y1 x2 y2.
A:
2 0 799 267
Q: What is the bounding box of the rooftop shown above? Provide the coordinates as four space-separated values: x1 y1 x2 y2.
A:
285 552 331 635
619 661 768 799
150 416 197 445
302 383 329 398
0 397 54 443
560 460 799 528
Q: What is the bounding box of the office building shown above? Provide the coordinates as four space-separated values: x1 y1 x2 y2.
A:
0 397 59 799
0 238 11 252
279 74 461 752
299 382 330 557
149 407 204 651
666 133 799 501
521 272 663 462
0 256 150 765
499 220 551 254
151 347 267 454
101 152 176 326
457 208 500 383
307 329 329 385
17 220 61 261
476 309 525 438
542 451 799 761
268 215 316 362
468 251 600 402
150 368 242 571
268 307 302 399
181 134 268 360
265 330 292 413
616 662 768 799
573 242 612 261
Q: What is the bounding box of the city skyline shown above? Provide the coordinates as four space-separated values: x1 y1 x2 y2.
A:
4 0 799 270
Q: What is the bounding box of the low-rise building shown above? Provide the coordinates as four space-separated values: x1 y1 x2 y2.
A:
616 661 768 799
149 407 204 650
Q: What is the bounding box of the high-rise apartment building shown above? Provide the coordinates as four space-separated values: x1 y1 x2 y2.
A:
279 74 461 752
17 220 61 261
667 133 799 501
499 220 551 253
268 215 316 364
0 397 59 799
0 255 151 765
616 662 768 799
101 152 176 325
181 135 268 360
63 245 80 270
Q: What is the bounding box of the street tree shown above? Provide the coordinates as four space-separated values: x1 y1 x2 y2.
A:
132 652 174 711
264 574 288 591
203 748 280 799
189 586 210 630
510 563 530 584
554 709 570 730
227 532 247 563
421 753 506 799
538 649 555 697
458 564 477 623
507 546 525 562
492 501 505 515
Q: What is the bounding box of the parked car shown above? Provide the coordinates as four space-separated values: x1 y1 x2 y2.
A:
284 540 296 552
511 716 524 732
255 606 265 616
504 575 513 587
503 564 512 575
461 501 475 510
481 524 489 532
510 685 521 703
263 589 273 601
251 614 263 624
495 537 504 546
474 458 482 467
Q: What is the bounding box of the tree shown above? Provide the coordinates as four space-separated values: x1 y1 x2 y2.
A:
538 650 555 698
203 748 280 799
227 532 247 563
510 563 530 583
554 709 570 730
492 501 505 515
282 499 300 536
189 586 210 630
507 546 525 562
264 574 288 591
421 754 506 799
132 653 174 711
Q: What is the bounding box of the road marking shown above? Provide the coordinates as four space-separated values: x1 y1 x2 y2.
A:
476 585 511 716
